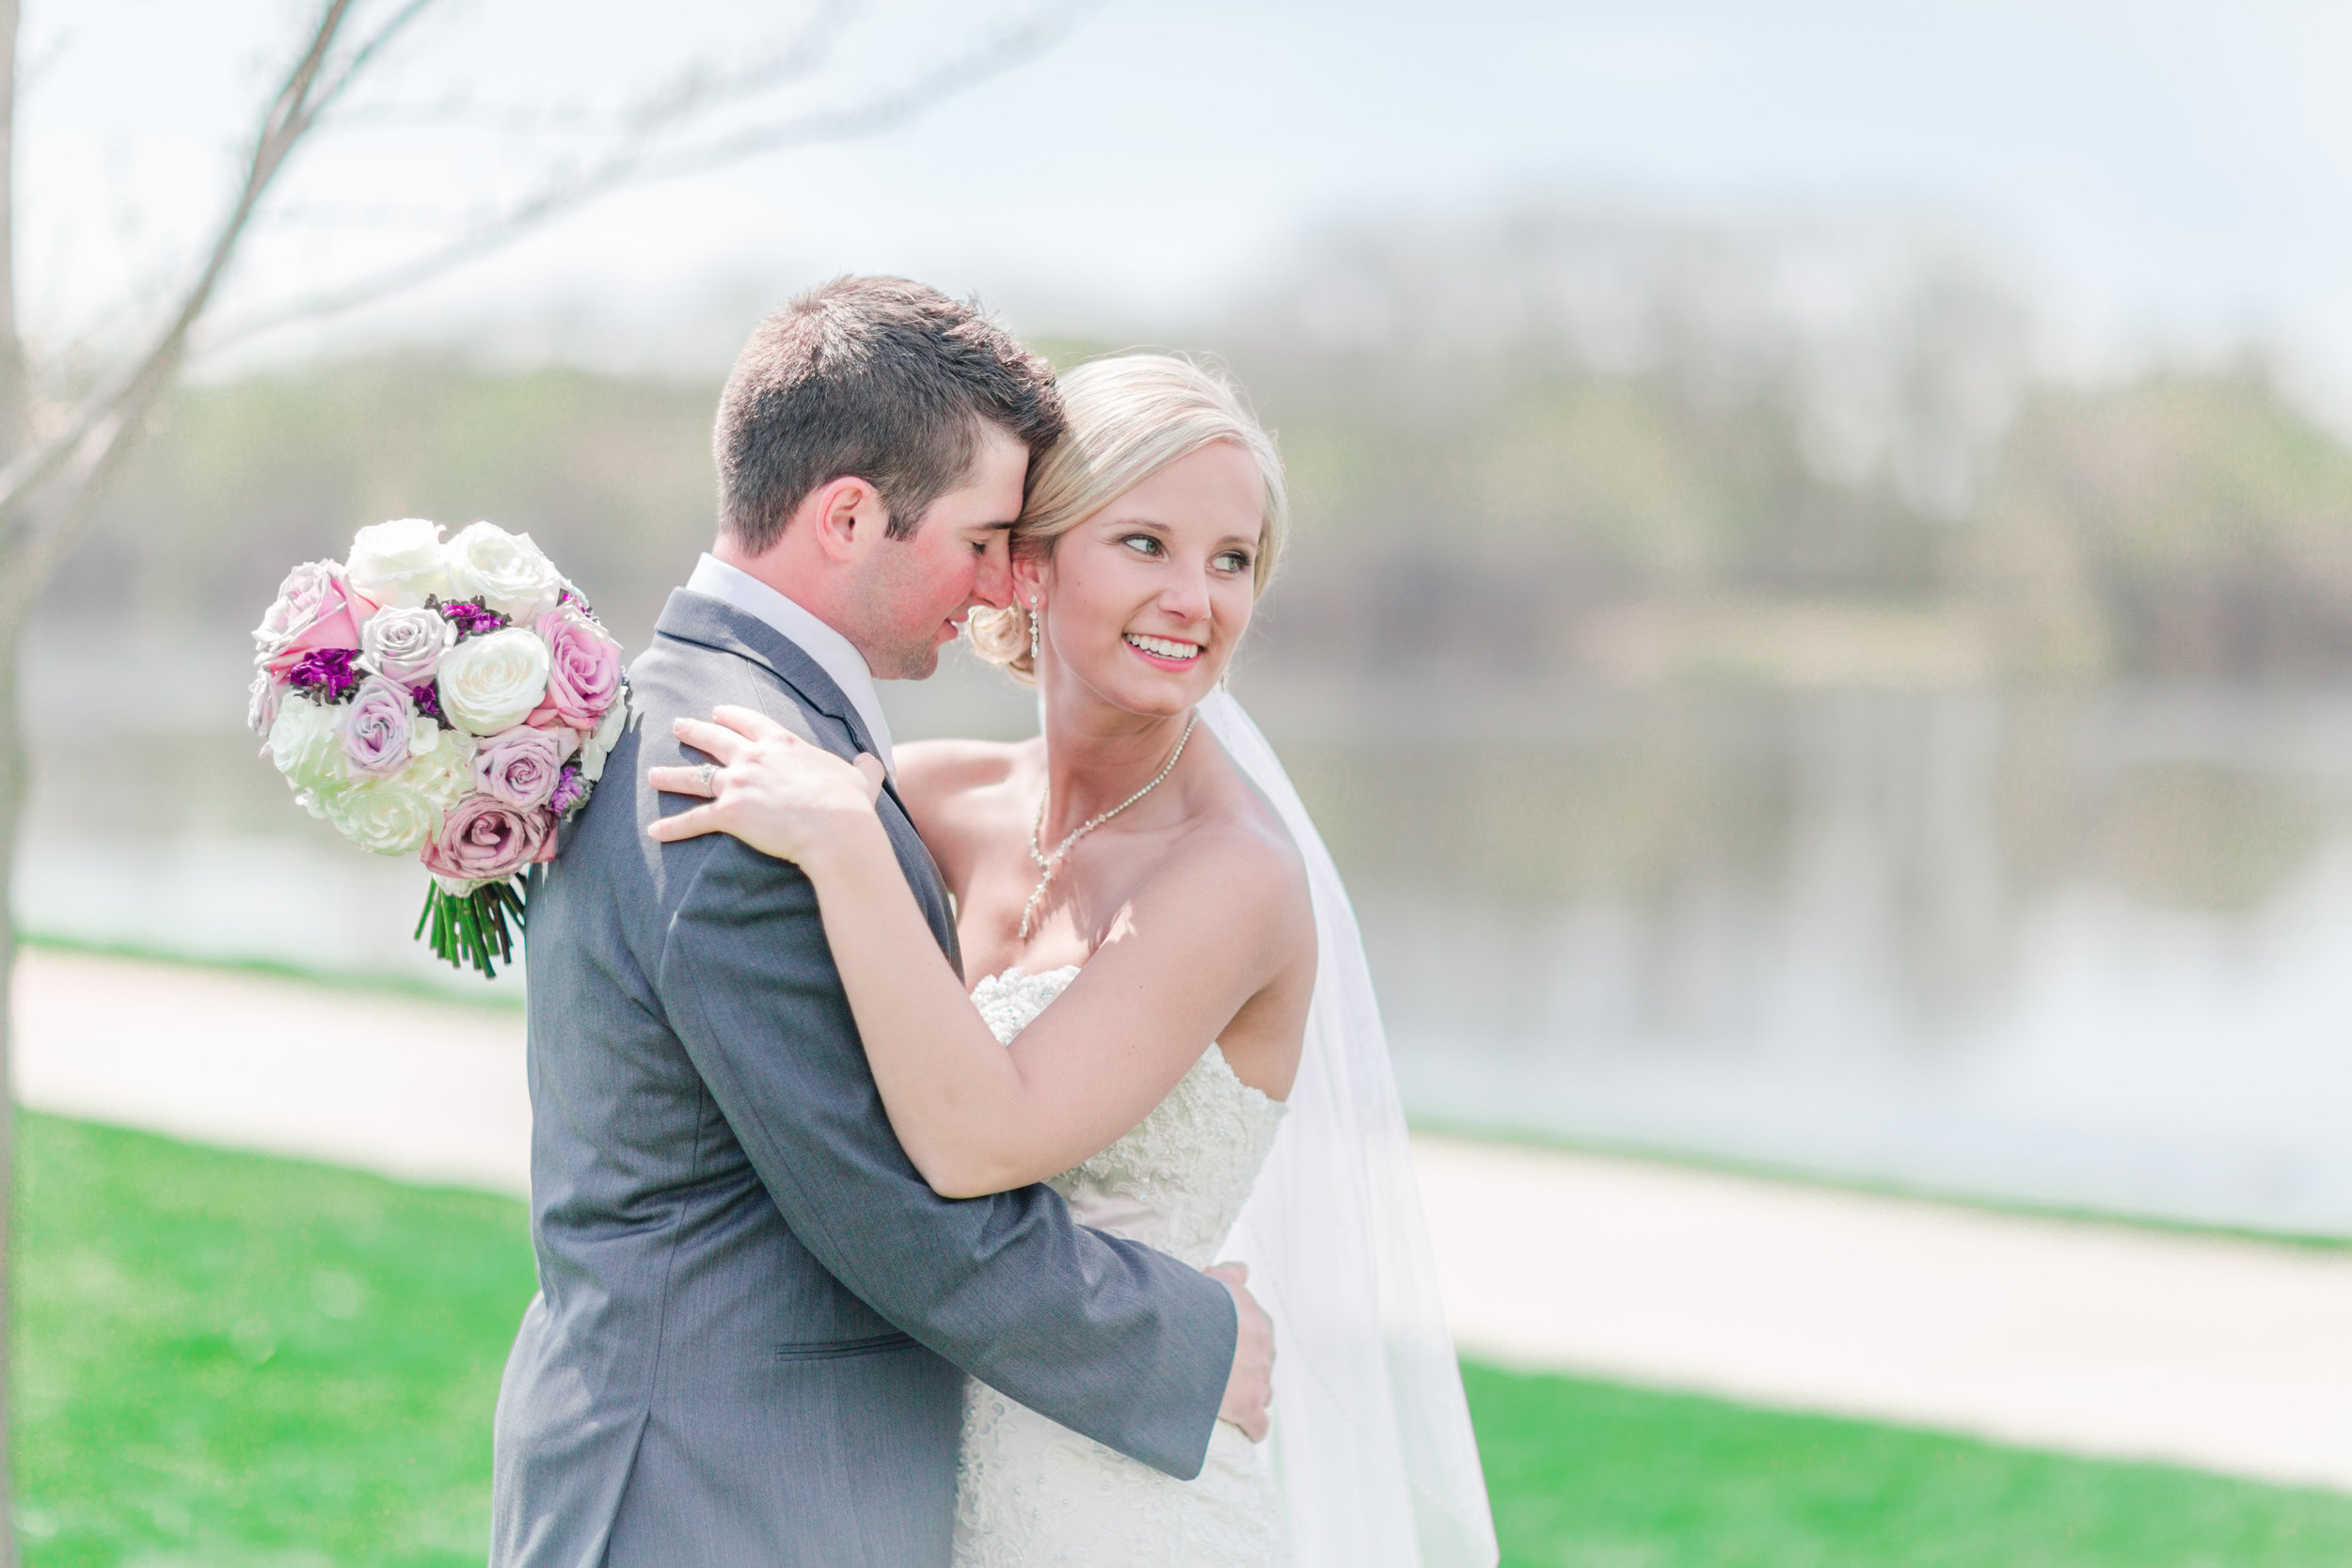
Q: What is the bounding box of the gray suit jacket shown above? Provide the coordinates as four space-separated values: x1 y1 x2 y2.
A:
490 589 1235 1568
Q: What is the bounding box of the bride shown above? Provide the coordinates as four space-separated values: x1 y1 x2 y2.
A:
647 355 1496 1568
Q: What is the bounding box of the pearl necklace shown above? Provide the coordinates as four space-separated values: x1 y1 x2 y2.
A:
1020 711 1200 941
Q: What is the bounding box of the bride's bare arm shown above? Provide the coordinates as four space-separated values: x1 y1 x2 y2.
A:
650 705 1311 1199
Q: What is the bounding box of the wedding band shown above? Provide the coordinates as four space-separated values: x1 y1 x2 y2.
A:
695 762 718 794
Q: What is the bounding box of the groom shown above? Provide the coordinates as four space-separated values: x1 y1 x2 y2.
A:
491 277 1269 1566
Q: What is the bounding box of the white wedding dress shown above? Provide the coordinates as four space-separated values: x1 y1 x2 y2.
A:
951 963 1292 1568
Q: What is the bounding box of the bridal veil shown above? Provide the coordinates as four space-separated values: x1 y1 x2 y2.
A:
1202 689 1499 1568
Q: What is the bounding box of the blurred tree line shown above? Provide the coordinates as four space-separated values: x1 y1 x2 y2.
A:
49 205 2352 689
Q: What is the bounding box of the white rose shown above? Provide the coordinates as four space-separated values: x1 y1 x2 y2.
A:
325 777 440 856
435 627 550 735
267 697 344 791
580 689 628 782
400 728 476 810
358 604 457 684
266 697 350 818
445 522 563 624
345 518 450 610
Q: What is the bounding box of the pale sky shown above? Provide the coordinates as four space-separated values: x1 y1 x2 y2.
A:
29 0 2352 398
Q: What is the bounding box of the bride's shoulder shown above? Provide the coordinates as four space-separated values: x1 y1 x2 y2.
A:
1164 767 1312 919
896 737 1038 833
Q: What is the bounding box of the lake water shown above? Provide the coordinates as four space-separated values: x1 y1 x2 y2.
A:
19 624 2352 1235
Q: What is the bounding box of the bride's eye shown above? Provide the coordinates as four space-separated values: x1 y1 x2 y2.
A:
1215 549 1251 575
1120 533 1164 557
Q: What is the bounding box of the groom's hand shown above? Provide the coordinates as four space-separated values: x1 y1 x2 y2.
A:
1207 1262 1273 1442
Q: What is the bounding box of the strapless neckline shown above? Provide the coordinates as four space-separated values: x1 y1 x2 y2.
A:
967 964 1280 1113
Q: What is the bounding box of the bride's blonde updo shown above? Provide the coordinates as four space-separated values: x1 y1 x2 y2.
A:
966 354 1288 683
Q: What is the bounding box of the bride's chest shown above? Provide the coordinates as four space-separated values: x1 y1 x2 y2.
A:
947 828 1177 978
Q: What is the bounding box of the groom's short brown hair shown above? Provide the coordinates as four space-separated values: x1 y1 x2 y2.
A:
714 277 1063 549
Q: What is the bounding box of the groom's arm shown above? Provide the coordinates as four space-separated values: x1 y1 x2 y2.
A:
657 831 1237 1481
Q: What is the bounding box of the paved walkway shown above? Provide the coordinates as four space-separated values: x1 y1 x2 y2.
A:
14 947 2351 1493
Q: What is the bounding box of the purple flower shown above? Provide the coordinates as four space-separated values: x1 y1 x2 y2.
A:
342 676 420 779
287 646 361 704
548 762 589 817
408 680 443 722
435 595 509 641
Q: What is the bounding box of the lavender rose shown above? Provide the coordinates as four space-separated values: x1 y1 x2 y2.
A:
358 604 456 684
419 795 553 885
435 626 550 735
342 676 422 779
540 607 624 729
472 724 564 809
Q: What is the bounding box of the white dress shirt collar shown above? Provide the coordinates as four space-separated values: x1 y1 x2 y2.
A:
685 553 895 775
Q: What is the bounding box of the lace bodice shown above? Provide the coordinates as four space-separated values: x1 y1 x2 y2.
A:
953 964 1293 1568
968 965 1286 1270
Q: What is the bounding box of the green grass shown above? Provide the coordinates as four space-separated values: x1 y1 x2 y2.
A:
16 1116 535 1565
15 1114 2352 1566
1466 1364 2352 1567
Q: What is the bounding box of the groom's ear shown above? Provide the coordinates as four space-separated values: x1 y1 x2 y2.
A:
803 475 889 564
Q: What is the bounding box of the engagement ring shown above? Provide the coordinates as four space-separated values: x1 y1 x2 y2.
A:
695 762 718 794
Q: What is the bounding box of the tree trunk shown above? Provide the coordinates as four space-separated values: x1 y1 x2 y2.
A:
0 0 28 1555
0 621 21 1567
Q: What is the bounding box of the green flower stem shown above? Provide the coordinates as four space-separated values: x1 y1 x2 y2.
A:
413 879 529 979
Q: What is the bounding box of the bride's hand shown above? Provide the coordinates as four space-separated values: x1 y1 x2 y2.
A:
647 705 886 867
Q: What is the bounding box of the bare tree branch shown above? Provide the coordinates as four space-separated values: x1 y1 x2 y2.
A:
0 0 367 566
198 0 1097 353
4 0 1101 569
306 0 442 122
319 1 856 143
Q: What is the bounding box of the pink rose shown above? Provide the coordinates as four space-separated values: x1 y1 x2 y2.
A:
472 724 564 809
262 568 374 678
419 795 553 884
540 608 623 729
342 676 421 779
253 562 340 655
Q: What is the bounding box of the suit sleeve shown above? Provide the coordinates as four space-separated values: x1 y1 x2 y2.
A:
656 832 1235 1481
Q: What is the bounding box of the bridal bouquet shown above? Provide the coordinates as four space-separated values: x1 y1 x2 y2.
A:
247 518 628 977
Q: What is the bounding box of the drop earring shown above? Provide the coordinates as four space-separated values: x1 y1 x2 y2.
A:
1028 597 1041 663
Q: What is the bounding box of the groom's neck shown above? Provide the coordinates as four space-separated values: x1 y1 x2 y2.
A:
709 534 870 658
